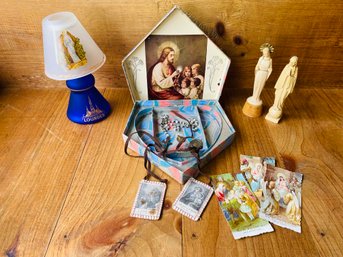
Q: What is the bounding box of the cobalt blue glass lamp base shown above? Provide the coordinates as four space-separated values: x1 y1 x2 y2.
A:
66 74 111 124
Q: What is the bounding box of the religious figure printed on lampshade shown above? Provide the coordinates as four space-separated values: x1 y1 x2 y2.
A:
60 30 87 70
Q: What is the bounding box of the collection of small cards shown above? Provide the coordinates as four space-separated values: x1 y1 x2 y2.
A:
240 154 303 233
210 155 303 238
130 154 303 238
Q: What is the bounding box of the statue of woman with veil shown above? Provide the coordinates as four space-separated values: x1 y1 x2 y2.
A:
266 56 298 123
243 43 274 118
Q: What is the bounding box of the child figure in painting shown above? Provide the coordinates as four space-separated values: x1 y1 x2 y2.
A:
177 78 191 98
178 66 192 86
187 78 200 99
182 66 192 79
191 64 204 94
192 64 204 88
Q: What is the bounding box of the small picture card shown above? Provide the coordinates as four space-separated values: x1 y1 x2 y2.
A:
130 180 166 220
211 173 274 239
259 164 303 233
263 157 276 166
173 178 213 221
240 155 275 202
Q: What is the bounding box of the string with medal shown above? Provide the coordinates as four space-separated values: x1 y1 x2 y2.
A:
125 110 213 220
125 130 168 220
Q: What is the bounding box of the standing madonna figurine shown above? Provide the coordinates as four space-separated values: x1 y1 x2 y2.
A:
265 56 298 123
243 43 274 117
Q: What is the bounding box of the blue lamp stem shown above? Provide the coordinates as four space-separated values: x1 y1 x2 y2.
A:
66 74 111 124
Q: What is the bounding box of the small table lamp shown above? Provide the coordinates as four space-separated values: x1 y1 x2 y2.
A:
42 12 110 124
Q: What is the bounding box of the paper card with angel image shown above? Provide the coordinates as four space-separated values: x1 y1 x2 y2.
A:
240 154 275 202
259 164 303 233
211 173 273 239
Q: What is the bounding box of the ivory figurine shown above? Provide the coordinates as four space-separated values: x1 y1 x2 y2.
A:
242 43 274 117
266 56 298 123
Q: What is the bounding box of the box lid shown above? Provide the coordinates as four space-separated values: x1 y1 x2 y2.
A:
122 6 231 102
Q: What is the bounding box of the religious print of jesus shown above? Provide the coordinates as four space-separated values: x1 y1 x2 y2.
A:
145 35 207 100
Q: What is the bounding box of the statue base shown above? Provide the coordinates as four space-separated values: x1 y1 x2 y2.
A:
242 97 263 118
265 106 282 123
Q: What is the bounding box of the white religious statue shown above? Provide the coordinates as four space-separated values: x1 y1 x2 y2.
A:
265 56 298 123
62 31 81 63
242 43 274 117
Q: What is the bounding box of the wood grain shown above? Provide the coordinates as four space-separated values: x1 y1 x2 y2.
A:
0 0 343 89
44 88 182 257
0 88 92 257
264 88 343 257
0 87 342 256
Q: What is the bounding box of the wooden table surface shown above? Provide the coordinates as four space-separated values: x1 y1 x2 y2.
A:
0 87 342 257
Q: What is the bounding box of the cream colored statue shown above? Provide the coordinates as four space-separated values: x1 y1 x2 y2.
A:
266 56 298 123
242 43 274 117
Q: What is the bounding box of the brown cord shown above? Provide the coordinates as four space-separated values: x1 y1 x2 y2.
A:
124 130 168 183
124 129 212 185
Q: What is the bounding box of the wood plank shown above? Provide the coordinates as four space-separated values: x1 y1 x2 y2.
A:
264 88 343 257
1 88 342 256
0 88 92 257
44 88 182 257
0 0 343 89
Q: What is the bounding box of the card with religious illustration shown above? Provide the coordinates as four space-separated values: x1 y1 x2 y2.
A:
262 157 276 166
259 164 303 233
130 180 166 220
240 155 275 202
172 178 213 221
211 173 274 239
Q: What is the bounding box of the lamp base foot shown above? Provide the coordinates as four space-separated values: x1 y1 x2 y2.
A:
66 74 111 124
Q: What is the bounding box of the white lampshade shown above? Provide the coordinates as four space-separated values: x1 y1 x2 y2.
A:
42 12 106 80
